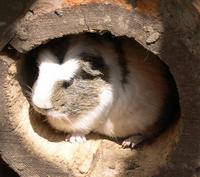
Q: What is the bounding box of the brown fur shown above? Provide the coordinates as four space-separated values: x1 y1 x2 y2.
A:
51 59 110 118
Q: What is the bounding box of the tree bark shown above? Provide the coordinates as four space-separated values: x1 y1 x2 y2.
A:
0 0 200 177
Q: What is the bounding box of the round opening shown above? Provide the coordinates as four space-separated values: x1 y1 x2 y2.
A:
16 32 181 176
18 32 180 145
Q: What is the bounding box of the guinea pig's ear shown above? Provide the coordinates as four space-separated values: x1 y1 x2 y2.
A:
79 52 107 77
80 61 102 77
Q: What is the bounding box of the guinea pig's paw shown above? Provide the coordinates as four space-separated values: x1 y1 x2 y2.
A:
121 134 145 149
65 133 87 143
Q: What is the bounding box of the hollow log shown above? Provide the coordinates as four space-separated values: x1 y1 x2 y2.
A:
0 0 200 177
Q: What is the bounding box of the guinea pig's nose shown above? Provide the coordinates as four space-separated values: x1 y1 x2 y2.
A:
32 98 53 111
34 104 53 112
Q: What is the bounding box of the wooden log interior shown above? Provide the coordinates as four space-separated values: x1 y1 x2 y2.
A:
0 0 199 177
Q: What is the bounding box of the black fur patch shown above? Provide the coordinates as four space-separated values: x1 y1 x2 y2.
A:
113 39 129 86
44 37 69 64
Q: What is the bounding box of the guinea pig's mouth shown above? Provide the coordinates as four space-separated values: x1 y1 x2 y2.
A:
46 111 68 118
32 105 51 115
33 105 68 118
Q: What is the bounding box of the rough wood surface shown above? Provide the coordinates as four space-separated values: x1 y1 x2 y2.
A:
0 0 34 51
0 0 200 177
160 0 200 57
10 0 163 55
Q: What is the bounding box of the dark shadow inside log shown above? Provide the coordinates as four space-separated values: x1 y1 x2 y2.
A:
0 156 19 177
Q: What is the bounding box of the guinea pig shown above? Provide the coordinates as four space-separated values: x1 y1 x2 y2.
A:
26 33 179 148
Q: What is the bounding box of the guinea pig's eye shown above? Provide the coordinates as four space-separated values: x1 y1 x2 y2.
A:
62 79 74 89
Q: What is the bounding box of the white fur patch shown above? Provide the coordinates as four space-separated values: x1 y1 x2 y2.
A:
32 50 80 109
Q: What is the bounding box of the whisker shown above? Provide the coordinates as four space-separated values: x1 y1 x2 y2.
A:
20 80 33 92
23 90 33 103
24 89 32 97
25 85 33 92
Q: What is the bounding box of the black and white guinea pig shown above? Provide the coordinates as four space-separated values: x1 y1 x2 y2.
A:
26 33 179 148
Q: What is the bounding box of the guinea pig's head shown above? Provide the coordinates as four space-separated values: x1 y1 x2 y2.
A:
31 49 112 120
